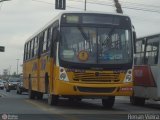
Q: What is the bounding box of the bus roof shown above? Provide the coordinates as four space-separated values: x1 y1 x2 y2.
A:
137 33 160 40
25 11 130 44
58 11 129 17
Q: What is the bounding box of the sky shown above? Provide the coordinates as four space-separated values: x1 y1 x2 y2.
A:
0 0 160 75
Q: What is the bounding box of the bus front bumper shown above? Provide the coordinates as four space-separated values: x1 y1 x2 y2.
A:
55 81 133 96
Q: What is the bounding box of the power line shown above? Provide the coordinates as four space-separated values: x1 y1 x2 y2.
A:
32 0 83 10
120 0 160 9
70 0 160 9
68 0 160 14
95 0 160 9
32 0 53 5
32 0 160 14
69 0 114 7
95 0 160 12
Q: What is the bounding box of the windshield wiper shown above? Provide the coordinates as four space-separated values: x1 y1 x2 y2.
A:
78 27 90 41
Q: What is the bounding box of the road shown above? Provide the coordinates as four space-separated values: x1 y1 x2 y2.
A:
0 89 160 120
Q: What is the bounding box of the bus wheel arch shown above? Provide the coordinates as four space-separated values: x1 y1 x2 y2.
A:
37 92 43 100
130 96 145 106
48 94 59 106
45 72 49 93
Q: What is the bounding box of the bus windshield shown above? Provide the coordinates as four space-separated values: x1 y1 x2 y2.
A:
60 26 132 65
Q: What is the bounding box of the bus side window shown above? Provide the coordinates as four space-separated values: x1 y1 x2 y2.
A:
50 26 58 58
47 27 53 51
24 44 27 61
27 41 31 60
26 43 28 60
34 37 39 57
30 39 35 58
135 40 145 65
146 42 159 65
155 47 159 64
43 30 48 53
39 33 44 54
52 27 58 42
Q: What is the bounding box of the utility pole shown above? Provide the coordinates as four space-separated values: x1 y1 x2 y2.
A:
113 0 123 14
8 65 11 77
16 59 19 75
84 0 86 11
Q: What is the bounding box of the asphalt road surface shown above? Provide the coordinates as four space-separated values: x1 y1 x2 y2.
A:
0 89 160 120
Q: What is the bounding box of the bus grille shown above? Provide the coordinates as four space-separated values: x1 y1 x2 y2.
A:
77 86 116 93
73 72 120 83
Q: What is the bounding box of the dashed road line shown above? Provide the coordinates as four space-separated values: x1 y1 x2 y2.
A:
25 99 80 120
0 92 7 97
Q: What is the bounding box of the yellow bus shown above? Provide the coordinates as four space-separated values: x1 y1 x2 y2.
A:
23 11 135 108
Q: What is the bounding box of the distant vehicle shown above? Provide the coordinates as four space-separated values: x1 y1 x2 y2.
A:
5 78 20 92
2 80 7 84
16 81 28 94
4 80 8 89
0 80 4 90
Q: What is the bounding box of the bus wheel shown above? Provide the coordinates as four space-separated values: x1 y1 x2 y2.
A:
48 94 59 105
37 92 43 100
68 98 82 102
102 96 115 109
29 88 35 99
28 76 35 99
130 96 145 106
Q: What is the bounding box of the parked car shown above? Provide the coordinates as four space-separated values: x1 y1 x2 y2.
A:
4 80 8 89
6 78 21 92
16 80 28 94
2 80 7 84
0 80 4 90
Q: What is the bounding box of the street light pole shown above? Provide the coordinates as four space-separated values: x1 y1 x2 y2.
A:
84 0 86 11
16 59 19 75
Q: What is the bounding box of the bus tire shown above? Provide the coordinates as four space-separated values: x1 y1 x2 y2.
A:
28 75 35 99
29 88 35 99
37 92 43 100
48 94 59 105
68 97 82 102
130 96 145 106
45 73 49 94
102 96 115 109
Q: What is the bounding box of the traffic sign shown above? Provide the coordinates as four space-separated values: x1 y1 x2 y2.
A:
55 0 66 10
0 46 5 52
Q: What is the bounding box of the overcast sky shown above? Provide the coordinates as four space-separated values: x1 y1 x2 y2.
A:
0 0 160 75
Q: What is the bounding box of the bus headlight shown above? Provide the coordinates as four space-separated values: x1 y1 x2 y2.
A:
124 69 132 83
125 75 132 82
59 67 69 82
60 73 66 80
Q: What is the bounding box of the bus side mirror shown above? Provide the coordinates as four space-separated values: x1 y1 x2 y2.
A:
53 29 59 42
50 29 59 57
133 31 136 53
